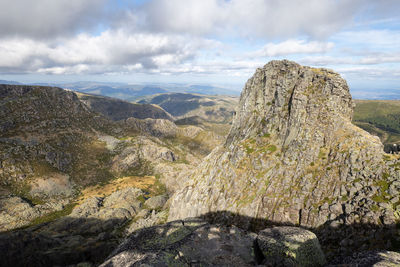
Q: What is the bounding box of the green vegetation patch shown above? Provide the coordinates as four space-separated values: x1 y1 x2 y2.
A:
353 100 400 145
29 202 77 226
266 144 277 153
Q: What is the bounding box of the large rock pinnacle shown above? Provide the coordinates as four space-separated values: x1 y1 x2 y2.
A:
168 60 399 236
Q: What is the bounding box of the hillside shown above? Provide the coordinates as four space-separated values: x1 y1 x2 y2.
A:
137 93 238 122
137 93 238 137
353 100 400 145
0 84 226 266
77 92 173 121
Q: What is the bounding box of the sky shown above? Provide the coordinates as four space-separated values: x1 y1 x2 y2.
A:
0 0 399 93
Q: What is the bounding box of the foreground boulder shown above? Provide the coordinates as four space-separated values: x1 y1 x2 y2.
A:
256 226 326 266
169 60 400 255
101 220 326 267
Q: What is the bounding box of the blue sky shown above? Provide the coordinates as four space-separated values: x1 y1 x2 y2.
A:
0 0 399 93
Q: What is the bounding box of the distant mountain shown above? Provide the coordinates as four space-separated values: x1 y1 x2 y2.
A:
57 82 168 100
0 80 22 85
351 88 400 100
1 80 242 100
137 93 238 123
185 84 241 95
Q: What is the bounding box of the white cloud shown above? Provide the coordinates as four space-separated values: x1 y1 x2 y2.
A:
250 40 334 58
0 0 108 39
142 0 363 39
0 30 217 74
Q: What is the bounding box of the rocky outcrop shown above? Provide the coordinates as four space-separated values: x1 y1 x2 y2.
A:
169 60 400 254
0 187 168 266
0 195 67 231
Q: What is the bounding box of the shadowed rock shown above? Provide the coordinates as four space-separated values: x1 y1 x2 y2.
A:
101 219 328 267
256 226 326 266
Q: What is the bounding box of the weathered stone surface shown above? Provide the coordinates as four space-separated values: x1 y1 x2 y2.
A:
256 226 326 267
111 137 177 175
126 209 169 234
29 173 75 198
144 195 168 210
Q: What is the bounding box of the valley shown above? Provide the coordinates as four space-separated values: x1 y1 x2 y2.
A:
353 100 400 146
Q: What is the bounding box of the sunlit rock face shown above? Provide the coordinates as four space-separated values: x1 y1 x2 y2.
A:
169 60 399 232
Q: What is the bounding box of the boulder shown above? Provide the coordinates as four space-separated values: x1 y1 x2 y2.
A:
256 226 326 267
144 195 168 210
126 210 168 234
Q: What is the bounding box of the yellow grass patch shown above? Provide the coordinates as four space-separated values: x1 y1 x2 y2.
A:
76 175 156 204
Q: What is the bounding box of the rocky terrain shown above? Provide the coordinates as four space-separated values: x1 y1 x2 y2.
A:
0 187 169 266
2 60 400 266
169 60 400 261
0 84 224 266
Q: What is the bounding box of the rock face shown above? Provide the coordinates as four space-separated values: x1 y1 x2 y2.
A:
169 60 400 252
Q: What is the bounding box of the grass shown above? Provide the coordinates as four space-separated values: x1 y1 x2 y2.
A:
76 175 157 204
266 144 277 153
245 146 255 154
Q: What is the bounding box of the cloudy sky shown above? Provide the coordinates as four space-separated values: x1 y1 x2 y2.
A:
0 0 399 92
